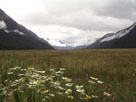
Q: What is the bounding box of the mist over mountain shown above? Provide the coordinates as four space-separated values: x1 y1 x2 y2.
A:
1 8 136 50
87 22 136 49
0 9 54 50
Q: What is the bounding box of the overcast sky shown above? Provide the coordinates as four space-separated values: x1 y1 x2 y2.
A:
0 0 136 47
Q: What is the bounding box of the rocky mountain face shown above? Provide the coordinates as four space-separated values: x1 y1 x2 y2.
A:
0 9 54 50
87 22 136 49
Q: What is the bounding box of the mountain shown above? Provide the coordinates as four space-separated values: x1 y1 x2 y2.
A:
53 46 75 50
52 40 87 49
46 39 74 49
87 22 136 49
75 45 88 49
0 9 54 50
53 45 88 50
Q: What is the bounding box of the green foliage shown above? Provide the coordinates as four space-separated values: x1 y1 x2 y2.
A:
0 66 110 102
0 49 136 102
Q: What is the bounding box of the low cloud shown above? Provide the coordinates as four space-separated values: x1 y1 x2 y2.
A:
0 0 136 46
95 0 136 20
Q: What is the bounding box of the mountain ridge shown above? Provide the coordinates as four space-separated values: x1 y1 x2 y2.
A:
0 9 54 50
87 22 136 49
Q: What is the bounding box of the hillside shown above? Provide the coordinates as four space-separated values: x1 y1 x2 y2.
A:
0 9 54 50
87 22 136 49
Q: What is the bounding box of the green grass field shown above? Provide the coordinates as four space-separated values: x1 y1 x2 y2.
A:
0 49 136 102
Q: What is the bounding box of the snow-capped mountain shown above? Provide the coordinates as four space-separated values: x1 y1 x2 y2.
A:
0 9 54 50
45 39 73 49
87 22 136 49
46 38 89 49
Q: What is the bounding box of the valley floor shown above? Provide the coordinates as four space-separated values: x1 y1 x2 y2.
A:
0 49 136 102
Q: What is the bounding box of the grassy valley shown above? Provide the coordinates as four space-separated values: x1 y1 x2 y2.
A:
0 49 136 102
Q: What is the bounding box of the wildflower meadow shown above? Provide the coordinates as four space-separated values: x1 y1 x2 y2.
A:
0 49 136 102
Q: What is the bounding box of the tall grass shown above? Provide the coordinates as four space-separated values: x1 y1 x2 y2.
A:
0 66 111 102
0 49 136 101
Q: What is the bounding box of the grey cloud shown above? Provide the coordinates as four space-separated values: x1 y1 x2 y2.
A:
1 0 135 32
22 9 132 32
95 0 136 20
18 0 135 33
22 0 136 46
1 0 136 47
